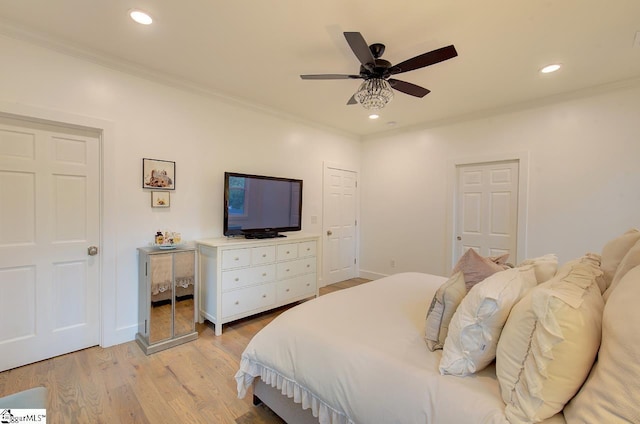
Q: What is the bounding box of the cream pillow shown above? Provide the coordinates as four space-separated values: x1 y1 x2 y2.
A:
496 258 604 423
451 248 509 291
564 264 640 423
600 228 640 290
603 238 640 301
439 266 537 376
517 254 558 284
424 271 466 351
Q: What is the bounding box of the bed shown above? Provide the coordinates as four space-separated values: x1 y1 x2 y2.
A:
235 272 566 424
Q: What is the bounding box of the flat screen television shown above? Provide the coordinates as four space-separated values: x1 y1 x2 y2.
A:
224 172 303 238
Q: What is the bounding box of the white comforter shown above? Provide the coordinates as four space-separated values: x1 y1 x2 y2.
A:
236 272 564 424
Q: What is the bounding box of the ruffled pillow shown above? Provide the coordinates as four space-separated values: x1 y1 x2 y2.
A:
496 256 604 423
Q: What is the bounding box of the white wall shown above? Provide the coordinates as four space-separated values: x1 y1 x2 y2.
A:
360 82 640 278
0 35 361 346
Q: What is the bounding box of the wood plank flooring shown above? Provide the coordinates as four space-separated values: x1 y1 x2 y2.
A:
0 277 371 423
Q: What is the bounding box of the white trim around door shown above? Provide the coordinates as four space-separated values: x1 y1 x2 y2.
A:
445 152 529 273
0 101 120 348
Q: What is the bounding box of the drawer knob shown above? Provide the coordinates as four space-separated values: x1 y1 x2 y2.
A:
262 294 267 298
306 283 310 286
286 268 290 272
234 257 239 261
286 251 290 254
262 254 267 258
235 277 239 282
306 248 310 251
262 273 267 277
286 288 290 292
306 264 310 268
235 301 239 305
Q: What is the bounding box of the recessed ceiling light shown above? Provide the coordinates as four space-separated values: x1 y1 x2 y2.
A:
368 114 380 120
540 64 561 74
129 9 153 25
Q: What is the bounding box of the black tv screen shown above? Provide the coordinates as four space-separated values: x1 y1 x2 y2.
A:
224 172 302 238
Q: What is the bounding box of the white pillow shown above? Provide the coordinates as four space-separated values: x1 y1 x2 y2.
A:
603 238 640 301
439 266 537 376
517 254 558 284
600 228 640 290
496 258 604 423
564 264 640 423
425 271 466 351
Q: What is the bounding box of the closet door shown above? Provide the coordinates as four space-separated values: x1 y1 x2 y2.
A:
0 116 100 372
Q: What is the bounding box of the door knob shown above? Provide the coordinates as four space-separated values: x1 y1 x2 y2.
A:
456 236 462 241
327 230 333 236
88 246 98 256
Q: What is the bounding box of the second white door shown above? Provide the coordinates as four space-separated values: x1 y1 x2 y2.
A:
454 160 519 264
323 166 357 286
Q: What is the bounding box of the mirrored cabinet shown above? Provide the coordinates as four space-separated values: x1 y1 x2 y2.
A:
136 246 198 354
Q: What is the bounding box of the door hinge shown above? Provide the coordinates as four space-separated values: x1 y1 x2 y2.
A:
355 219 357 226
354 258 357 264
355 181 358 188
145 262 148 276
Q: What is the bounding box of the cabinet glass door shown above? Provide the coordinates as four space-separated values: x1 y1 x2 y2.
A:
173 250 195 337
149 254 173 343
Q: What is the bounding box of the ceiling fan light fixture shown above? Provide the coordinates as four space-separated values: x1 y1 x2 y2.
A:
129 9 153 25
368 113 380 120
355 78 394 110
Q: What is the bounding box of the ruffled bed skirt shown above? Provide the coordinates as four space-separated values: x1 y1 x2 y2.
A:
235 358 354 424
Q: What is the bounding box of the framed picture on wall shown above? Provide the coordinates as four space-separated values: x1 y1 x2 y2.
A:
151 191 170 208
143 158 175 190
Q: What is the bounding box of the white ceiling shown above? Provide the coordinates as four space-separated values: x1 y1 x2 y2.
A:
1 0 639 137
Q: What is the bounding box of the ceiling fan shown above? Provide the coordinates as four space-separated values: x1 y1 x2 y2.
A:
300 32 458 109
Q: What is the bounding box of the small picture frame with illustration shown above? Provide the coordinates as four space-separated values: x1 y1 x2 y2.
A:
151 191 170 208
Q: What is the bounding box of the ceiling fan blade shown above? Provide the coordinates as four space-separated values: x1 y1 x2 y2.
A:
347 94 358 105
344 32 375 70
390 45 458 75
300 74 361 80
388 79 431 98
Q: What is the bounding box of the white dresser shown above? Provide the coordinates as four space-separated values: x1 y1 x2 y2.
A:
197 233 319 335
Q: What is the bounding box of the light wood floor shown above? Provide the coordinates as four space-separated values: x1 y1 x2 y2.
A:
0 277 370 423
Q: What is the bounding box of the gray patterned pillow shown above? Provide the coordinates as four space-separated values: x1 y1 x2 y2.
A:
425 271 466 351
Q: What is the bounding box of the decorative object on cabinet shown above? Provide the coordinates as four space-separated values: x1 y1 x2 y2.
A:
136 246 197 354
151 191 170 208
142 158 175 190
197 233 319 335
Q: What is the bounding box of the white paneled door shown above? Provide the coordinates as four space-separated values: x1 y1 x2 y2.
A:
0 116 100 371
323 166 357 286
454 160 519 265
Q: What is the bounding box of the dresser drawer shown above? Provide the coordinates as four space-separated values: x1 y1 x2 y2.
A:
221 264 276 291
277 243 298 261
276 257 316 279
221 248 250 269
251 245 276 265
277 274 316 302
221 283 276 318
298 241 316 258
